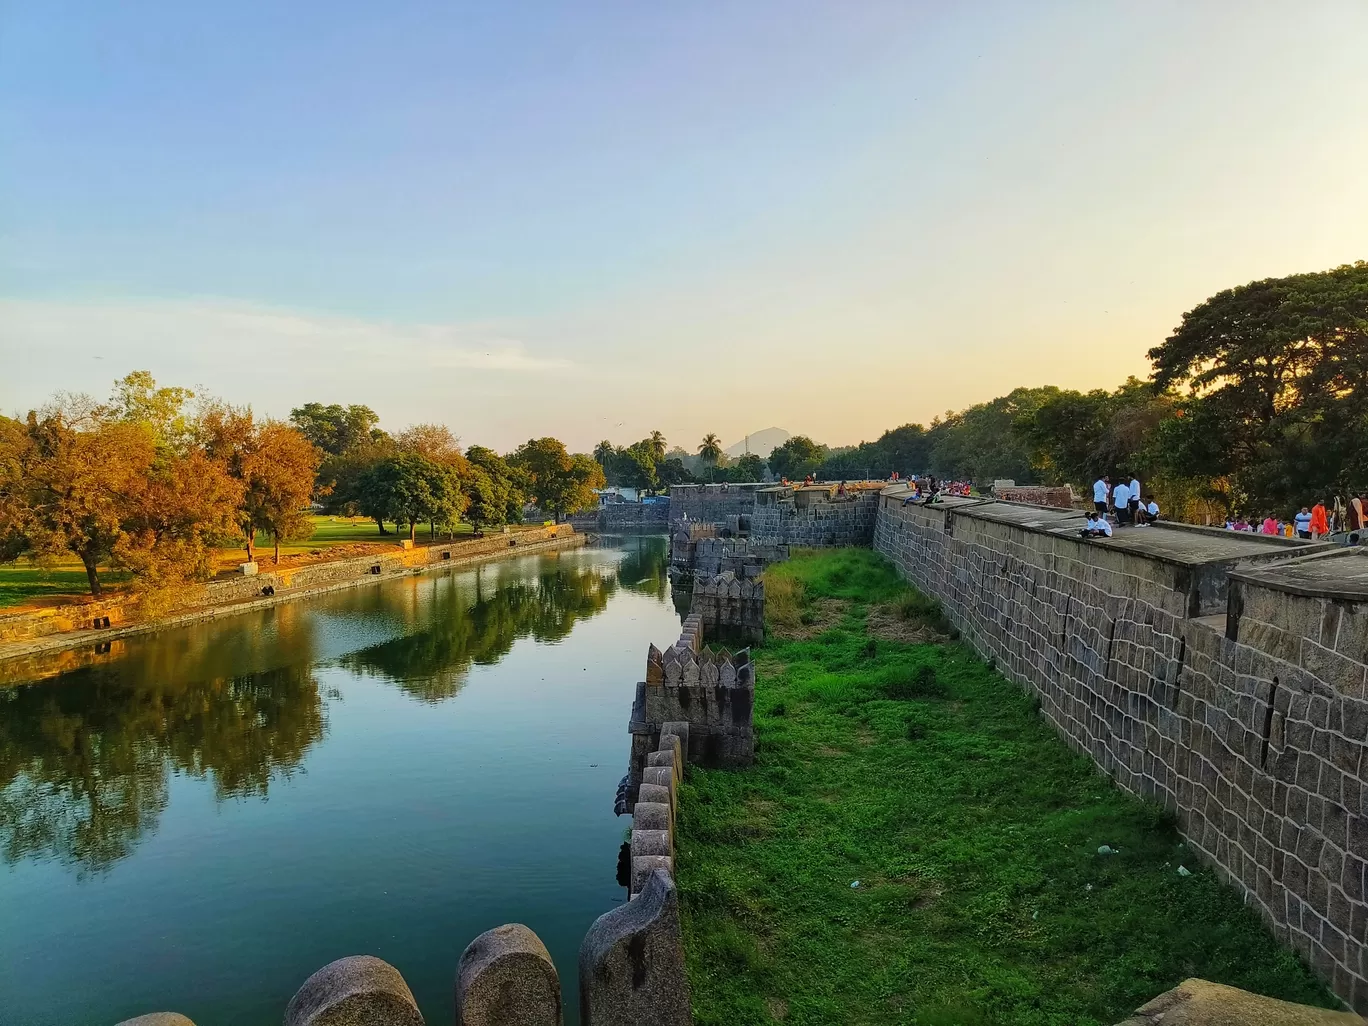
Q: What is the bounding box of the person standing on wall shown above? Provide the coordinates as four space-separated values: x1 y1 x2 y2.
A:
1128 473 1141 524
1310 499 1330 539
1092 475 1110 515
1112 478 1131 525
1350 492 1365 532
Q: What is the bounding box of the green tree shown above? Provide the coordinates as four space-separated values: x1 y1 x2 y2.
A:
647 431 667 463
358 454 467 542
508 438 605 519
467 445 527 524
1148 261 1368 509
698 433 723 465
730 453 766 481
288 403 385 457
768 436 827 480
463 465 509 531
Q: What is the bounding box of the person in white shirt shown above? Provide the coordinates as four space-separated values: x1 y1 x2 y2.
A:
1081 513 1112 538
1128 476 1141 522
1140 496 1159 525
1092 476 1109 515
1111 481 1131 524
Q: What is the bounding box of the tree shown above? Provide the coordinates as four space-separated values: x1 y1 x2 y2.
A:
655 457 696 487
467 445 527 524
1148 261 1368 510
288 403 385 456
768 436 827 481
508 438 604 519
462 466 508 531
248 422 322 564
358 454 467 542
698 433 723 465
731 453 766 481
1 396 241 598
593 440 616 470
108 370 197 450
647 431 667 463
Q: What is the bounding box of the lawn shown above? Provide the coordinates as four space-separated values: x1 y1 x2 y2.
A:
0 516 478 608
675 548 1334 1026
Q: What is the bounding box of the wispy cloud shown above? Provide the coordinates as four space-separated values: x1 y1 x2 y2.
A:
0 296 570 376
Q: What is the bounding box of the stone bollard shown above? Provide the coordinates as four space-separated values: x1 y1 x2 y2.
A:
631 828 672 860
660 722 690 765
456 923 562 1026
285 955 425 1026
580 868 691 1026
637 783 673 826
632 801 670 834
645 747 680 788
115 1016 196 1026
630 855 673 896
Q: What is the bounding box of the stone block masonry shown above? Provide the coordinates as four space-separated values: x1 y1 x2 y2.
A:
749 488 880 548
873 488 1368 1013
690 570 765 646
668 482 767 527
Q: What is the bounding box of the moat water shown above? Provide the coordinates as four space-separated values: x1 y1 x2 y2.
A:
0 536 680 1026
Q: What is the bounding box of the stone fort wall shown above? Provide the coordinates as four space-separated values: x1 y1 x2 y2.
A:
873 491 1368 1012
749 489 880 547
668 483 767 525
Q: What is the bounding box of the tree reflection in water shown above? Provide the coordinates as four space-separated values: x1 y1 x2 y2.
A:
341 558 630 702
0 538 673 874
0 662 324 874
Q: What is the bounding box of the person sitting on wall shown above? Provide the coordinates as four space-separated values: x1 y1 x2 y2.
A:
1139 495 1160 525
1081 512 1112 538
836 481 847 497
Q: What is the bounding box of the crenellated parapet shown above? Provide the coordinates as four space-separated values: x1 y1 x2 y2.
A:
689 570 765 645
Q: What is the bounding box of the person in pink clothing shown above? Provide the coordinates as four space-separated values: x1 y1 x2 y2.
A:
1261 516 1278 535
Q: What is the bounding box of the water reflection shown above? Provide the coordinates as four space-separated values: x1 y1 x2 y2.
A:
340 563 621 702
0 540 672 875
0 663 324 874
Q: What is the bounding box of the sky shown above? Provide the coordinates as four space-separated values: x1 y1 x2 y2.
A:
2 1 1366 454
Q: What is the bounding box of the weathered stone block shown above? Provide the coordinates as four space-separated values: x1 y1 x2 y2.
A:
456 923 562 1026
115 1016 197 1026
632 802 670 833
580 868 691 1026
285 955 424 1026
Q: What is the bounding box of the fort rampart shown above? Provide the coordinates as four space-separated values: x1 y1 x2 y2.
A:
873 488 1368 1012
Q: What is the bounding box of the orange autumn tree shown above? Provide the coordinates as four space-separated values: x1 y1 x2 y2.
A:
198 405 322 564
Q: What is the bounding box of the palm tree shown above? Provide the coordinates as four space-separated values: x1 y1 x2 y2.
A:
698 433 723 478
647 430 667 463
593 439 615 467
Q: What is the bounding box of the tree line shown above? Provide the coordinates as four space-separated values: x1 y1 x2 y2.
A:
793 262 1368 520
0 375 606 598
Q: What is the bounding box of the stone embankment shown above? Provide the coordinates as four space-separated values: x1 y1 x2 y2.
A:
567 501 670 534
0 526 582 666
873 486 1368 1014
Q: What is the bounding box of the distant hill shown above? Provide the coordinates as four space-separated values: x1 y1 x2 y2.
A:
725 428 790 459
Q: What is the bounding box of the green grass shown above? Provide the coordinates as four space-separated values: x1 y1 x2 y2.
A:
676 548 1334 1026
0 565 132 608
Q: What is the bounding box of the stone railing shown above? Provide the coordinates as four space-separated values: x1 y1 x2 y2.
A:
117 863 690 1026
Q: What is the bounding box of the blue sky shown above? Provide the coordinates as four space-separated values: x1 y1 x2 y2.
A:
2 1 1366 453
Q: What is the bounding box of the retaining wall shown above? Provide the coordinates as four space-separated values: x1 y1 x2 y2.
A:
873 490 1368 1013
0 526 578 654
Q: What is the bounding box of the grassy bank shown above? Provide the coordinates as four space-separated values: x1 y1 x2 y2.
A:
0 516 477 608
675 548 1333 1026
